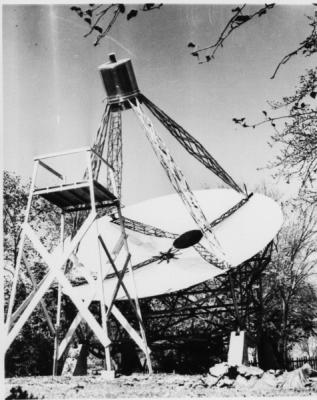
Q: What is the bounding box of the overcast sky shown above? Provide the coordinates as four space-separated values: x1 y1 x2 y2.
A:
3 4 317 205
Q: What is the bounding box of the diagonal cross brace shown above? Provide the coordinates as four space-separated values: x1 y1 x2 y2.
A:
130 98 230 270
57 234 150 359
57 233 126 359
97 235 145 328
106 253 131 317
6 214 111 351
9 254 56 336
141 94 242 194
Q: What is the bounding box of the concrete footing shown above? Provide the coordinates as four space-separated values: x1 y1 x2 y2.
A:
99 370 116 380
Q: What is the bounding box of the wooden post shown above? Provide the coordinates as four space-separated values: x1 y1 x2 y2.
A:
115 204 153 373
6 161 39 332
57 235 125 361
87 150 112 372
53 211 65 376
22 254 55 336
95 220 112 372
6 214 111 350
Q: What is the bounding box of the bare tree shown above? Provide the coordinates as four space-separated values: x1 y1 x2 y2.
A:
260 202 317 367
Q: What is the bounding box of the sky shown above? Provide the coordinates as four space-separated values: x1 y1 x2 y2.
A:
3 3 317 205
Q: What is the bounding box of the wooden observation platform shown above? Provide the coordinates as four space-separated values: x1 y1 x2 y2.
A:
5 146 152 377
33 146 118 212
35 180 117 212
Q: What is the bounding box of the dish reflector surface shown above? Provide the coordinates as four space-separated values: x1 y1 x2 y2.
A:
74 219 222 301
122 189 283 267
73 189 282 300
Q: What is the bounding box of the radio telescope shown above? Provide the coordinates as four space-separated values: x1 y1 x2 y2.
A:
5 53 283 376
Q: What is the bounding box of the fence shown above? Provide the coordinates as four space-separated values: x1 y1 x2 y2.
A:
287 356 317 371
249 356 317 370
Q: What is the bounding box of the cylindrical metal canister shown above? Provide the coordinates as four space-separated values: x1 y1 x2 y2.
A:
98 54 140 107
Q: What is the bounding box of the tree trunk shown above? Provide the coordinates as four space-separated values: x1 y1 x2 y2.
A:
281 297 289 369
73 343 90 376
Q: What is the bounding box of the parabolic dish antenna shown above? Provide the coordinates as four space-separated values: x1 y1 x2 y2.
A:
75 217 222 301
122 188 283 267
74 188 282 301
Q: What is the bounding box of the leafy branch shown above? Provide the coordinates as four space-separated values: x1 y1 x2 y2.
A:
188 3 275 64
233 110 317 130
234 68 317 197
233 67 317 130
70 3 163 46
271 13 317 79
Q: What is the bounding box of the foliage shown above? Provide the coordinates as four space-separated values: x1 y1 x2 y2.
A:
4 170 67 376
230 7 317 202
4 170 107 376
258 202 317 367
5 305 56 376
296 335 317 358
70 3 163 46
188 4 316 78
233 67 317 202
4 171 61 270
5 386 36 400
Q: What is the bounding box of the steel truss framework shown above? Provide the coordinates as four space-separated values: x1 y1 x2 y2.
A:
107 242 272 342
80 88 274 368
141 242 273 341
87 242 273 369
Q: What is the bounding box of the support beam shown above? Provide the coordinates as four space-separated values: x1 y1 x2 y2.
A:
5 161 39 332
22 254 55 336
53 211 65 376
6 214 112 351
130 98 229 270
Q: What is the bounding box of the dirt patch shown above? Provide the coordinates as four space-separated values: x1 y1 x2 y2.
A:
5 373 317 398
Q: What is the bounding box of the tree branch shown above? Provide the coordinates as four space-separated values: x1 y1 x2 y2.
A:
271 15 317 79
189 4 275 64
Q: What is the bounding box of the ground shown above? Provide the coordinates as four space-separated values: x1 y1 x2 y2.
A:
5 373 317 398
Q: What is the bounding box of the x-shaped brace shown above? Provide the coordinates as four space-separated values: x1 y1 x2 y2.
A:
6 212 110 351
57 234 150 360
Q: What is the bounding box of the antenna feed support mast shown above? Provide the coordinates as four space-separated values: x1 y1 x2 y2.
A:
99 53 141 110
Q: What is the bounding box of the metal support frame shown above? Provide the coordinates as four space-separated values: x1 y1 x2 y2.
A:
106 111 123 198
87 93 271 369
129 98 229 270
144 243 272 342
140 94 242 194
106 243 272 352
